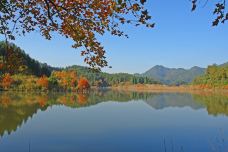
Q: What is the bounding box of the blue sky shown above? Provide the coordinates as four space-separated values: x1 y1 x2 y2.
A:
4 0 228 74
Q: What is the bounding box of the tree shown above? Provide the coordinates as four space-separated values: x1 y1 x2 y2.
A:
51 70 78 90
0 44 27 74
0 63 3 76
48 76 58 90
1 73 14 89
0 1 226 70
77 77 90 91
37 75 49 90
193 64 228 88
0 0 154 70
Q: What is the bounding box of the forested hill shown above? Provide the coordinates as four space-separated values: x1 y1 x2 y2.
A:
0 42 159 87
4 41 227 88
66 65 159 87
0 41 60 76
142 65 206 85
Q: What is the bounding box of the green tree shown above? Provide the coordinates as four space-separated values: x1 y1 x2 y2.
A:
193 64 228 88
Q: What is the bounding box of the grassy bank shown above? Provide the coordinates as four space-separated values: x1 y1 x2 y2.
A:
111 84 228 93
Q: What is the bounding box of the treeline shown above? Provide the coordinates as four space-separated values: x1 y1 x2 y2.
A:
0 71 90 92
0 42 89 91
0 90 157 136
1 91 228 137
66 65 159 87
0 42 159 91
193 64 228 88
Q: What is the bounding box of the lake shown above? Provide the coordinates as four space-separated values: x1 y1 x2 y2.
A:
0 90 228 152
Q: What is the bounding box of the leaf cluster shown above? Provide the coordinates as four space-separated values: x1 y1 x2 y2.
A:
0 0 154 70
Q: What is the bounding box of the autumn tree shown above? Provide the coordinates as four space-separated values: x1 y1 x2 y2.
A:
37 75 49 90
51 70 77 90
0 0 153 70
0 1 226 70
1 73 14 89
77 77 90 91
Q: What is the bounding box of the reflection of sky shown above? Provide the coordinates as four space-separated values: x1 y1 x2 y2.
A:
0 100 228 152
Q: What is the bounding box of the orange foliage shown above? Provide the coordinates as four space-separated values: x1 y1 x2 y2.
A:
58 96 67 105
37 96 48 107
224 85 228 90
37 75 49 89
77 94 88 105
52 71 77 89
0 1 152 69
77 77 90 90
1 73 14 89
0 63 4 70
70 95 76 104
0 95 10 108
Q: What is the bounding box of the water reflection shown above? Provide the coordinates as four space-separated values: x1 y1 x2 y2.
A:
144 93 204 110
193 93 228 116
0 90 228 151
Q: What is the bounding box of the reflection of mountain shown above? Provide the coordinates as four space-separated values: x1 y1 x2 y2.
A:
0 91 155 137
193 94 228 116
143 93 204 110
1 91 228 138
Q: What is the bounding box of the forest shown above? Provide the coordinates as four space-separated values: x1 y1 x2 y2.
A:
1 41 228 91
0 42 158 91
193 64 228 89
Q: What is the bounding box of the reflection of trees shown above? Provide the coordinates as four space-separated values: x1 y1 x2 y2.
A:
0 92 49 137
193 93 228 116
0 90 156 137
37 96 48 107
77 94 88 105
0 93 44 137
1 90 228 138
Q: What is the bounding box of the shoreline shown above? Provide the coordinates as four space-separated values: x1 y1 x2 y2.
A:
110 84 228 94
1 84 228 94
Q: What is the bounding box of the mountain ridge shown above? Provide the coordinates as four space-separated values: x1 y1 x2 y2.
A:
142 65 206 85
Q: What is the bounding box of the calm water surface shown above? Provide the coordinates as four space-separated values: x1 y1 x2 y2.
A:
0 90 228 152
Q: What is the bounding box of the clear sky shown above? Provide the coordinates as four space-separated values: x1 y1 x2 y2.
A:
4 0 228 74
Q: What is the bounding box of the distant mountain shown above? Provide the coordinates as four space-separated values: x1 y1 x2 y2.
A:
142 65 206 85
